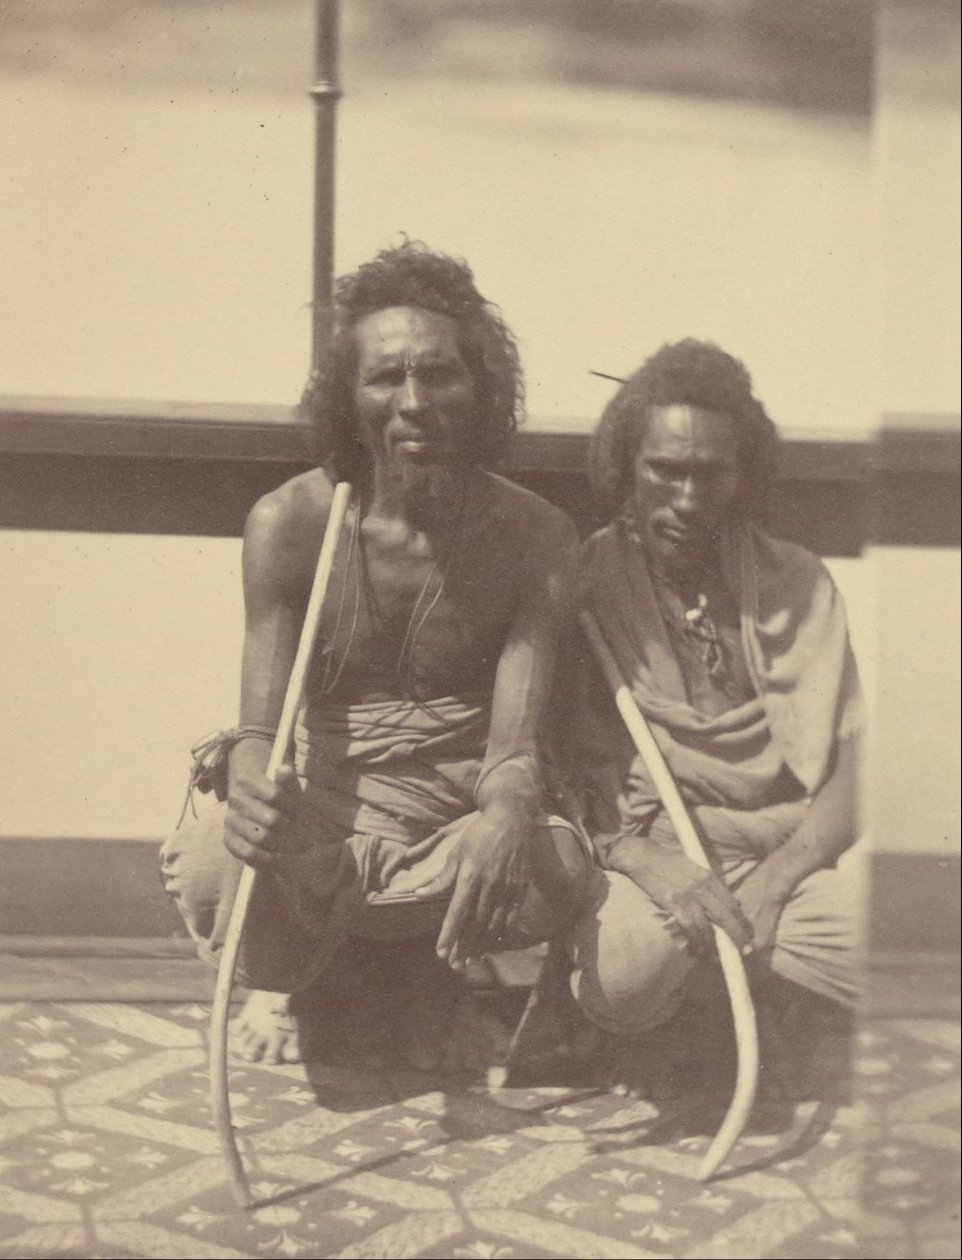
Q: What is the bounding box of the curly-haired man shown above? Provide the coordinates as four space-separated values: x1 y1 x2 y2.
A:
162 242 588 1067
517 339 862 1092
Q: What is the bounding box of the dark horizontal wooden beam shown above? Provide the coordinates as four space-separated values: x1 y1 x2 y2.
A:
0 392 874 474
0 395 311 463
0 396 957 551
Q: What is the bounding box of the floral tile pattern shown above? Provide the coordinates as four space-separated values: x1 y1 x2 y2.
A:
0 999 957 1259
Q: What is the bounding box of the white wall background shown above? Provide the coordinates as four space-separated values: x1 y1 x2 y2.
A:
0 533 877 842
1 4 957 864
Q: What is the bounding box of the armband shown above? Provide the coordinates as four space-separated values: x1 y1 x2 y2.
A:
475 749 542 807
178 725 277 821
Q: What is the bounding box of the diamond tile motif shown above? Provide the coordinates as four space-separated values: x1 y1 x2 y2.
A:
0 999 957 1258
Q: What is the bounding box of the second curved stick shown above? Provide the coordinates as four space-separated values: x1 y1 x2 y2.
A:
579 609 759 1181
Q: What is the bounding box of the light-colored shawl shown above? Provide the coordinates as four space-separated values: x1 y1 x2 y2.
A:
575 519 862 857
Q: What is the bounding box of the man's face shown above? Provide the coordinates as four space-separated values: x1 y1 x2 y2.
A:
352 306 477 479
631 404 741 577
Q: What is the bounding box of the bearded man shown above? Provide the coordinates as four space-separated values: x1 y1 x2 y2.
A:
525 339 862 1091
162 242 587 1068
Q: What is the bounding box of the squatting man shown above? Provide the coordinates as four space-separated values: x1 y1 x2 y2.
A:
163 249 861 1081
162 241 590 1068
514 339 863 1092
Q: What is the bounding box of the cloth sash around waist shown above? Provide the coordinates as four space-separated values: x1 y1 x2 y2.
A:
293 693 492 847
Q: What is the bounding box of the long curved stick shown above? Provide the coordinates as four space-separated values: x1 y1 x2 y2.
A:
210 481 353 1208
579 610 758 1181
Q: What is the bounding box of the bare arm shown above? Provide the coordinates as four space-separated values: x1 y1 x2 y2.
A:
598 736 858 959
224 478 330 866
735 732 860 957
602 832 755 956
476 506 580 815
425 502 579 964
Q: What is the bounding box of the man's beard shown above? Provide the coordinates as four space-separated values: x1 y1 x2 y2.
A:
385 455 468 528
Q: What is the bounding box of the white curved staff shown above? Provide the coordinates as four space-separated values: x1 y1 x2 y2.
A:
210 481 353 1208
579 610 759 1181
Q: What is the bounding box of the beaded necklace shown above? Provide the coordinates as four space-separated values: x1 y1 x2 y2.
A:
650 570 733 688
621 510 741 701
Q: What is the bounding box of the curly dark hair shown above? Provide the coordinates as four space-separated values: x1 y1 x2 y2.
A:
299 240 523 483
588 338 779 521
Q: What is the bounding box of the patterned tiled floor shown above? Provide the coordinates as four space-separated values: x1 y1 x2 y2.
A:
0 999 957 1259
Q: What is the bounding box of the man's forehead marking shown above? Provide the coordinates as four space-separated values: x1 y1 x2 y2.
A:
355 306 463 364
641 404 738 461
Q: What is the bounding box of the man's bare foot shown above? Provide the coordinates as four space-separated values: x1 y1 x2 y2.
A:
505 940 600 1087
230 990 304 1064
600 1001 718 1101
391 939 493 1074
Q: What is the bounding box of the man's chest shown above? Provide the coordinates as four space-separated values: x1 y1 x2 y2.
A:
310 532 518 696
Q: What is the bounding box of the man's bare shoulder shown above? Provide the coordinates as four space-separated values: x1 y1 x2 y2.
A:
242 471 341 599
245 469 336 550
579 522 617 557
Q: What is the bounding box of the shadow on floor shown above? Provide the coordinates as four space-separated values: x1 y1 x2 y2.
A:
0 949 956 1258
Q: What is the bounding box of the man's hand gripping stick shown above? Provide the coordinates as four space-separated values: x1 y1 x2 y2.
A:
210 482 352 1207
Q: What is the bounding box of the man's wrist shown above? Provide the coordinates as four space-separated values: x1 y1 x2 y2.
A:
595 831 641 873
476 753 543 819
188 724 275 802
228 732 274 777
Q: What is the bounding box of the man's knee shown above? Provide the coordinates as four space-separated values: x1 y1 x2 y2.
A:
769 866 857 1008
510 823 591 947
568 869 694 1035
160 798 239 938
162 803 315 990
533 823 591 909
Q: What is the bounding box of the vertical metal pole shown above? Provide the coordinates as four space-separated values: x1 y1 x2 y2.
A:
310 0 342 374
